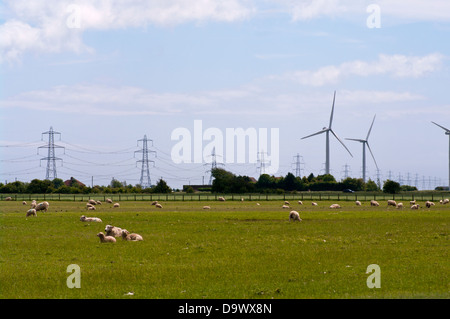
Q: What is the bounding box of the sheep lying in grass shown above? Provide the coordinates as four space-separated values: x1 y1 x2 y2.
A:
35 201 49 212
113 203 120 208
203 206 211 209
218 196 226 202
87 204 96 210
441 198 449 205
105 225 123 237
121 229 143 241
289 210 302 222
22 201 27 205
311 202 318 206
88 199 97 206
5 197 12 201
284 201 290 205
282 205 290 209
80 215 102 223
355 201 361 206
370 200 379 207
97 232 116 243
329 203 341 209
26 209 37 217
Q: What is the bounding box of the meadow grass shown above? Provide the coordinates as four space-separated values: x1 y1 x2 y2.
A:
0 199 448 299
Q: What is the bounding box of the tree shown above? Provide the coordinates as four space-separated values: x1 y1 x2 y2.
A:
152 178 171 193
365 179 380 192
383 180 401 194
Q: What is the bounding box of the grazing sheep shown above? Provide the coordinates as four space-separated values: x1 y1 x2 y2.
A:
298 200 303 205
97 232 116 243
442 199 449 205
105 225 123 237
106 198 113 204
311 202 318 206
256 203 260 206
155 203 163 208
35 201 49 212
88 199 97 206
387 200 397 207
355 201 362 206
425 201 435 208
218 196 226 202
329 203 341 209
396 203 403 209
411 204 420 210
203 206 211 209
284 201 290 205
121 229 143 241
282 205 290 209
113 203 120 208
370 200 379 207
410 200 416 205
289 210 302 222
80 215 102 223
30 200 37 208
87 206 96 211
5 196 12 201
22 201 27 205
26 209 37 217
96 200 102 205
151 201 158 205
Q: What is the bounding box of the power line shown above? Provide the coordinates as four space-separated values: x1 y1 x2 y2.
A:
37 127 65 180
135 135 156 189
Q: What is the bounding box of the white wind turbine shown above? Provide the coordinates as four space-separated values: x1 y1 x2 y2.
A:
301 91 353 175
345 114 378 183
431 121 450 189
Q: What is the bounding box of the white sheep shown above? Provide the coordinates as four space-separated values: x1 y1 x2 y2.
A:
387 200 397 207
289 210 302 222
121 229 143 241
329 203 341 209
5 196 12 201
151 201 158 205
155 203 163 208
88 199 97 206
22 201 27 205
282 205 290 209
106 198 113 204
218 196 226 202
96 200 102 205
370 200 379 207
396 203 403 209
113 203 120 208
311 202 318 206
410 200 416 205
87 206 96 210
411 204 420 210
203 206 211 209
105 225 123 237
442 199 449 205
425 201 435 208
30 200 37 208
97 232 116 243
80 215 102 223
26 209 37 217
355 200 362 206
284 201 290 205
35 201 49 212
298 200 303 205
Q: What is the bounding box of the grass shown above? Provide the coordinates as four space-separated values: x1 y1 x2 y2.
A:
0 199 448 299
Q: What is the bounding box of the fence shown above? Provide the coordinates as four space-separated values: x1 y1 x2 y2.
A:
1 192 449 203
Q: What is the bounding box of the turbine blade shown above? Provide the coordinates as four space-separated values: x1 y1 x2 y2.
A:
366 142 378 170
301 129 327 140
330 129 353 157
431 121 450 132
366 114 376 140
329 91 336 129
345 138 365 143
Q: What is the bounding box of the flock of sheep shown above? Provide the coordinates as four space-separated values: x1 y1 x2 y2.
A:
7 195 450 233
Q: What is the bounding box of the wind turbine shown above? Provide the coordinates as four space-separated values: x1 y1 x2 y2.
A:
345 114 378 183
301 91 353 175
431 121 450 189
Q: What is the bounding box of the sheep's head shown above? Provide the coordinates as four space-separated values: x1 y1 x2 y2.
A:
121 229 130 238
80 215 86 221
105 225 113 232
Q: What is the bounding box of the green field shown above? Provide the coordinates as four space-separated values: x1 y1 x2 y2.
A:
0 199 448 299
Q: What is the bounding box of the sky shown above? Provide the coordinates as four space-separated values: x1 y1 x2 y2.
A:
1 0 450 190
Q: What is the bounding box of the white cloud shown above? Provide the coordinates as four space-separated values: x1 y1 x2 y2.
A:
269 53 445 86
0 0 254 63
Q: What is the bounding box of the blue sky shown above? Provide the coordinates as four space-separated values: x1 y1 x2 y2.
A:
1 0 450 189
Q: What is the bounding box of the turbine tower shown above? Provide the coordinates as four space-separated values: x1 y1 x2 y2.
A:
135 135 156 189
38 126 64 180
301 91 353 175
431 121 450 189
345 114 378 183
